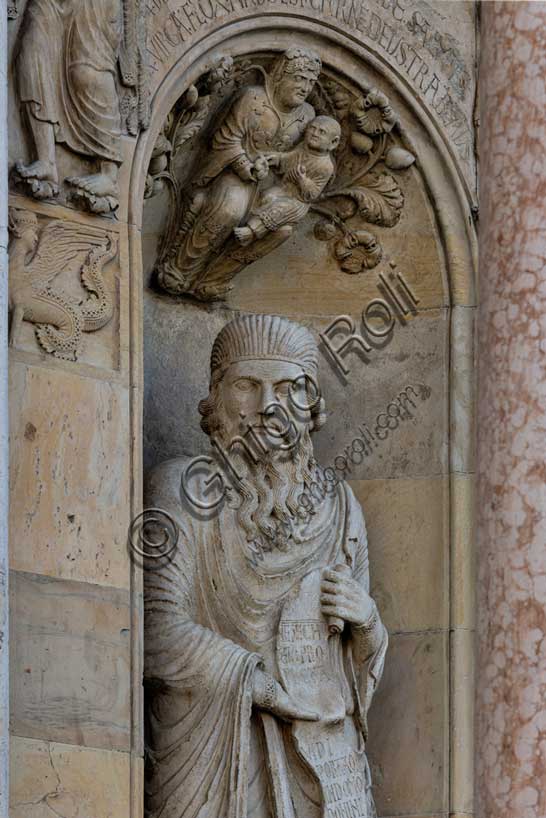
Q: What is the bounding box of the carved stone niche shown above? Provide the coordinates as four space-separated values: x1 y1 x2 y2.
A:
146 50 415 302
141 24 476 818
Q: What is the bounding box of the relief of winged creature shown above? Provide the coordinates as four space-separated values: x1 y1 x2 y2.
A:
8 209 117 361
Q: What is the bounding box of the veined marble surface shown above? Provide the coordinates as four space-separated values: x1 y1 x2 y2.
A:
476 3 546 815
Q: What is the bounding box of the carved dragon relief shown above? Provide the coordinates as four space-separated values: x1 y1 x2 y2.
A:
8 209 117 361
146 52 416 301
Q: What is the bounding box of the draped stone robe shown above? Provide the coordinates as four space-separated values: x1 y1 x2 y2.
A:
15 0 122 162
144 457 388 818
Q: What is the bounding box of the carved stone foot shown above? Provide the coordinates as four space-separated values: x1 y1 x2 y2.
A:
14 161 60 200
66 174 119 215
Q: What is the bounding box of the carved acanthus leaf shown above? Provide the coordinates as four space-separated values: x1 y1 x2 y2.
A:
325 173 404 227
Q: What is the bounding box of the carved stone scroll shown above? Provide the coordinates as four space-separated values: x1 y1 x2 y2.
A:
152 50 415 301
8 208 117 360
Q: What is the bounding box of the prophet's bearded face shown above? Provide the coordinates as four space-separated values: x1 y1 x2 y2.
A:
217 359 313 456
212 359 319 551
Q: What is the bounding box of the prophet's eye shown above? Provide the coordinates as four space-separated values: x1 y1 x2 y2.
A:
275 381 291 397
233 379 257 393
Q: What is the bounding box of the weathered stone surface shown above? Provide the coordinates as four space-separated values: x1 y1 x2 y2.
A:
144 314 388 818
380 812 444 818
451 473 475 630
450 305 476 474
367 631 448 816
142 48 445 311
6 0 479 814
379 812 444 818
143 295 230 471
351 477 448 633
10 735 131 818
10 571 130 751
7 1 148 215
313 309 449 480
0 7 10 813
225 178 447 316
450 627 474 816
9 361 131 588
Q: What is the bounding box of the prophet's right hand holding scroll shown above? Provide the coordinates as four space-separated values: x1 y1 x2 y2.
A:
253 668 319 722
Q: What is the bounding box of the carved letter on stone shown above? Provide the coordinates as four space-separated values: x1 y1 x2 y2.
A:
144 313 388 818
12 0 148 214
8 208 117 360
153 51 415 301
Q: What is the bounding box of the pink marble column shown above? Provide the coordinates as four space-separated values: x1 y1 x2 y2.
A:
476 2 546 816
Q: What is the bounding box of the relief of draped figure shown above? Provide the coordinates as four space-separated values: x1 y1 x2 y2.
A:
156 48 328 301
12 0 148 214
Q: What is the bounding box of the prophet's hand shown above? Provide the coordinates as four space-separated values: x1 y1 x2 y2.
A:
320 565 376 627
253 669 319 722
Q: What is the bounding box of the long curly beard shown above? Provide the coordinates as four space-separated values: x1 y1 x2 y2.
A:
212 421 317 552
233 427 317 552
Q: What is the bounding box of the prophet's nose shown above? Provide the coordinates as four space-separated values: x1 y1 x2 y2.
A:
258 382 277 416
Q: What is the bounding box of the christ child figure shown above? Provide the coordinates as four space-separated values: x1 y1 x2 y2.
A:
234 115 341 246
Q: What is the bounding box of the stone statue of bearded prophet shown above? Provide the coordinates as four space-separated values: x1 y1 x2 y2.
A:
144 314 388 818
